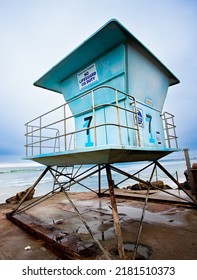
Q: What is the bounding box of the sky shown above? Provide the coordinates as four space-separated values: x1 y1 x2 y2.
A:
0 0 197 164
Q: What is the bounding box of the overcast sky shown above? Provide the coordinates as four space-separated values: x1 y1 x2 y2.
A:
0 0 197 164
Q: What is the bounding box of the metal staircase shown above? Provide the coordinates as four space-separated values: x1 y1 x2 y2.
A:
52 166 75 192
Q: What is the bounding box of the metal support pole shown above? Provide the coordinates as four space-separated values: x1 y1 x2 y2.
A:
98 164 101 195
110 163 197 206
184 148 195 194
155 161 197 206
132 163 156 259
50 170 111 260
50 165 106 194
12 166 50 214
63 191 111 260
106 164 125 260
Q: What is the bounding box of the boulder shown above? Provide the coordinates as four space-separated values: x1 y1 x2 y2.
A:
150 180 164 189
6 187 35 204
126 180 171 191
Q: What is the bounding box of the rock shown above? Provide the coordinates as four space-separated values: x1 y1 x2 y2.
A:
6 187 35 204
151 180 164 189
16 187 35 201
5 195 18 204
163 184 172 189
180 181 190 190
126 180 171 191
126 184 141 190
140 180 167 189
126 183 147 190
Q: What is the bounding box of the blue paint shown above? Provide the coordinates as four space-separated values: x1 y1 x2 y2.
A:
137 109 144 126
146 113 155 144
83 116 94 147
33 19 179 156
127 44 170 112
61 44 126 116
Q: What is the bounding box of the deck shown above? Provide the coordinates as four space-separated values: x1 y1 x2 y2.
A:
25 145 176 166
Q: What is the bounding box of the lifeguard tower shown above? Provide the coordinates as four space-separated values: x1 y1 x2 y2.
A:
8 20 197 260
25 19 179 166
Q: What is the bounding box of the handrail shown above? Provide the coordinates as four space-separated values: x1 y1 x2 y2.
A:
25 86 135 126
25 85 162 157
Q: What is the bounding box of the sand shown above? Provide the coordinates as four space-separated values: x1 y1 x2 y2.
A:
0 190 197 260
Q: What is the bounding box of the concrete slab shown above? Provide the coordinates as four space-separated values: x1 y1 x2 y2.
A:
101 189 196 206
1 191 197 260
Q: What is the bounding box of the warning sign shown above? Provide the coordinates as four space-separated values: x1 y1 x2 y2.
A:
77 63 99 90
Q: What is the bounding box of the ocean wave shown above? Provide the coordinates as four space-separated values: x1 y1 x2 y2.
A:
0 168 44 175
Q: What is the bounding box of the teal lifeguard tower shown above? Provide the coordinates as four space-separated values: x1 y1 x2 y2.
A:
25 19 179 166
11 20 196 261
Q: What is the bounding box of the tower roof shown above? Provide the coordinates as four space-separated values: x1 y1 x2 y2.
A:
34 19 179 94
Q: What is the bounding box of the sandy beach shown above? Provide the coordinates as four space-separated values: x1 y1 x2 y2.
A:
0 190 197 260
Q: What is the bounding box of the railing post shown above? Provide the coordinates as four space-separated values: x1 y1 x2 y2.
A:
39 116 42 154
115 89 122 145
64 104 67 151
91 90 97 146
134 98 141 147
25 124 28 157
31 126 33 156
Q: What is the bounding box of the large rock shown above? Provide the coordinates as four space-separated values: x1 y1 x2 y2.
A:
6 187 35 204
126 180 171 190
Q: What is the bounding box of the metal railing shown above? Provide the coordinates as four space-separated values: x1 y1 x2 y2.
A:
162 111 178 148
25 86 141 157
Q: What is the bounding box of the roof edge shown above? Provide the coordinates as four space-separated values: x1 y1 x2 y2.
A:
34 19 179 91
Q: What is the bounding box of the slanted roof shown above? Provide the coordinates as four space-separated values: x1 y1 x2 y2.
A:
34 19 179 93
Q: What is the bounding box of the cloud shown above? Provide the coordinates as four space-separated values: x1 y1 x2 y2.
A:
0 0 197 163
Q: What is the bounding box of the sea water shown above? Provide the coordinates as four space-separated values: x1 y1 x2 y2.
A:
0 157 196 204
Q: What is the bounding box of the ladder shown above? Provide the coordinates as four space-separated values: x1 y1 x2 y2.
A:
162 111 178 148
52 166 74 192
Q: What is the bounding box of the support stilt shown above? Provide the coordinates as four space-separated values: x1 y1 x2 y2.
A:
132 163 157 259
110 163 197 207
7 160 196 260
155 161 197 206
50 168 111 260
12 166 50 214
98 164 101 195
184 149 195 194
106 164 125 260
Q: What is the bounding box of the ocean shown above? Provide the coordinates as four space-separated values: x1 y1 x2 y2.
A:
0 156 196 204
